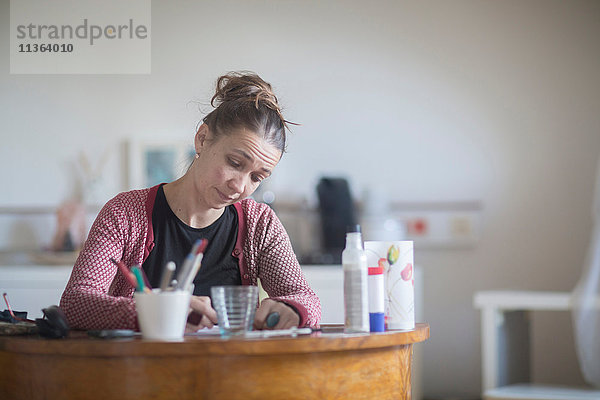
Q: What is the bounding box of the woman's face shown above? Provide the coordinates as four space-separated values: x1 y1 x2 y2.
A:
192 124 281 209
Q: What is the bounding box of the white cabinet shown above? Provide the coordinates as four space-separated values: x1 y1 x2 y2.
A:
300 265 344 323
0 264 73 319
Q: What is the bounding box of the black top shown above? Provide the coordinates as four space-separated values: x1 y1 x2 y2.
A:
141 185 241 297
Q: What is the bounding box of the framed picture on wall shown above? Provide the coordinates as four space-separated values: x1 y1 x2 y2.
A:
127 140 195 189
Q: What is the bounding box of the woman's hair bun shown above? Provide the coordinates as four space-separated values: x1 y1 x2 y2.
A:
211 71 281 115
202 71 297 153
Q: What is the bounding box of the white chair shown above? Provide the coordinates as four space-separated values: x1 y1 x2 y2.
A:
475 158 600 400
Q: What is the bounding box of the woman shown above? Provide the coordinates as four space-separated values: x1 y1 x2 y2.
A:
60 72 321 331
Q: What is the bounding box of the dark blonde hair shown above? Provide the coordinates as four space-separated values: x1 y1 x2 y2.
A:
202 71 295 153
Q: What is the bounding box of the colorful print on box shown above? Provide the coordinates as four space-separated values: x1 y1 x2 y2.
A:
365 241 415 330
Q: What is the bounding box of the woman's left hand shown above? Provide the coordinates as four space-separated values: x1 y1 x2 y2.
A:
253 298 300 330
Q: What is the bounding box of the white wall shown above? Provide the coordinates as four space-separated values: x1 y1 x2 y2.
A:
2 1 600 398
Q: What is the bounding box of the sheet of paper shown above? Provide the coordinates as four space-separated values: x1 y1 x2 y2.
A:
186 326 221 336
185 327 314 338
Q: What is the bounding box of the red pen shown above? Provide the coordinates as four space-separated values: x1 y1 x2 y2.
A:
110 258 142 290
181 239 209 291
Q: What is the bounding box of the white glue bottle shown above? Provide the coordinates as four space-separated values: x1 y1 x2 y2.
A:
368 264 385 332
342 225 369 333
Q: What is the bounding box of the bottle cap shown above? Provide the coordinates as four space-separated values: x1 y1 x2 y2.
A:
369 312 385 332
368 266 384 275
346 224 361 233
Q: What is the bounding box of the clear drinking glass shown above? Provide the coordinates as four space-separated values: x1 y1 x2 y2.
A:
211 285 259 337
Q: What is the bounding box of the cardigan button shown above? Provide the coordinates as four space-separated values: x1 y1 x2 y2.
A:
233 249 241 256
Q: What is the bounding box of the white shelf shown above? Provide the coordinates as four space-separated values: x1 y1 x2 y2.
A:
484 383 600 400
474 291 572 311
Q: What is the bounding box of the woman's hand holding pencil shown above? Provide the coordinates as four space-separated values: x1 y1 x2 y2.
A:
162 238 218 332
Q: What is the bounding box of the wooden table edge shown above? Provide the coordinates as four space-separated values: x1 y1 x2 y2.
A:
0 323 429 357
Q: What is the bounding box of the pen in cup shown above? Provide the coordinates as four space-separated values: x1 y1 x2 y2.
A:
139 264 152 290
131 266 149 293
182 246 207 291
175 253 195 290
175 239 203 290
176 239 208 291
160 261 176 291
110 258 139 289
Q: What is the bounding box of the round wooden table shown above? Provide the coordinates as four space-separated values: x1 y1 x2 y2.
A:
0 323 429 400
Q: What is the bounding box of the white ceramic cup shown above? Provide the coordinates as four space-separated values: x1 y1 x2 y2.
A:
134 289 191 341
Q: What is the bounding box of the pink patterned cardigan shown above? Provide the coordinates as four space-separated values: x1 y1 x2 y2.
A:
60 185 321 330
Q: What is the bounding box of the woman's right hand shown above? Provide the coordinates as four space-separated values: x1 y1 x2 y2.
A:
185 295 218 332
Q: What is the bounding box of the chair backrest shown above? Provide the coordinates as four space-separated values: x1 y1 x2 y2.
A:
593 157 600 220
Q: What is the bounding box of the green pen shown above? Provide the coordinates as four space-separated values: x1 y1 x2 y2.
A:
131 266 146 292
